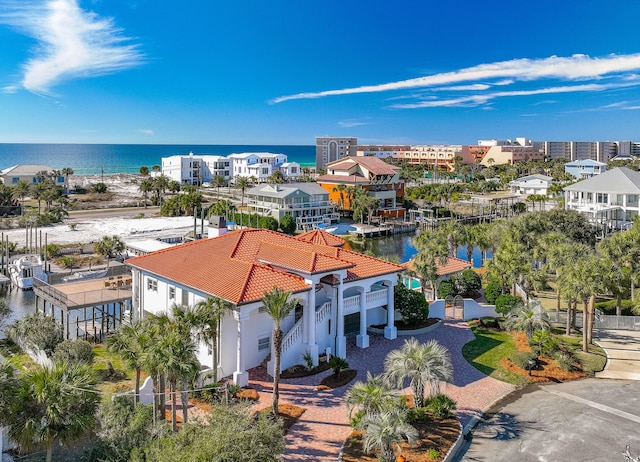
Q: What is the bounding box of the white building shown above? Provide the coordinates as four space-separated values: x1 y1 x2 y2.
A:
126 226 403 386
509 174 553 196
161 152 299 186
247 183 339 231
564 167 640 230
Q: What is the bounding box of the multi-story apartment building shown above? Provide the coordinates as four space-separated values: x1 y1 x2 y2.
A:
161 152 299 185
316 156 405 219
401 145 474 170
247 183 339 231
541 141 618 162
356 145 410 160
316 137 357 171
479 145 545 166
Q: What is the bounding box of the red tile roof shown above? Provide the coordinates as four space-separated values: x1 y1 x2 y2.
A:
127 228 403 305
403 257 472 276
295 229 346 247
327 156 399 176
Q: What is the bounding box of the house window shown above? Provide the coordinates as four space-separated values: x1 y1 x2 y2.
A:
147 278 158 292
628 195 638 205
182 290 189 306
169 286 176 299
597 193 608 204
258 336 270 351
262 168 268 175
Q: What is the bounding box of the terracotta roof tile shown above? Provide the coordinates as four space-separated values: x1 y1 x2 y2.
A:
126 228 403 305
295 229 346 247
403 257 472 276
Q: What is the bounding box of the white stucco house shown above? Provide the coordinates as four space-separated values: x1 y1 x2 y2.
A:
564 167 640 229
125 224 403 386
509 174 553 196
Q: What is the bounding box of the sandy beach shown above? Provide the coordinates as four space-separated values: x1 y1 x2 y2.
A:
1 173 201 246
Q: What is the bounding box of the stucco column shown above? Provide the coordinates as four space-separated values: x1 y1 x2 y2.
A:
305 279 319 366
384 281 397 340
356 287 369 348
336 276 346 358
233 311 249 387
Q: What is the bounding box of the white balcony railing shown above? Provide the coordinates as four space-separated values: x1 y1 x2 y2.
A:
281 318 303 355
343 295 360 314
316 302 331 324
366 288 388 305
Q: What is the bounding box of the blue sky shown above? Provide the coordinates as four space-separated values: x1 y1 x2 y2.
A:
1 0 640 145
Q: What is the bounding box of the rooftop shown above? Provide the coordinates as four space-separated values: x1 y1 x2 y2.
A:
127 228 403 305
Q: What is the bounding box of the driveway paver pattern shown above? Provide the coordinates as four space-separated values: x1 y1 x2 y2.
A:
249 321 515 461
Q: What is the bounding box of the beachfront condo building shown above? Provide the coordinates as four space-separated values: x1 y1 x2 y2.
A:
246 182 339 231
316 137 357 171
161 152 300 186
126 225 403 386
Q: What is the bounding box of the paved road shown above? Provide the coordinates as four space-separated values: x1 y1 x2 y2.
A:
453 379 640 461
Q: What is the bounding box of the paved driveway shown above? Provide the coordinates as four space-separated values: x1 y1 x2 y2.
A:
594 329 640 380
454 379 640 461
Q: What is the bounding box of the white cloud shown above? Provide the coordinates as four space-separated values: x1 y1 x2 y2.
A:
338 120 372 128
272 53 640 106
136 129 154 135
390 82 638 109
1 0 144 94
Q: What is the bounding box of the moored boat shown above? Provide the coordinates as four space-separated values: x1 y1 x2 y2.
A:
8 254 46 290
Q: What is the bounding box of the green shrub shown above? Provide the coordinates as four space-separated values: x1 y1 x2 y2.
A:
479 316 499 329
508 350 538 369
52 339 95 365
554 351 577 372
427 448 439 460
484 279 502 305
495 294 523 316
7 312 63 355
395 284 429 325
529 330 559 357
328 356 349 377
455 269 482 297
438 280 457 299
423 393 457 419
91 182 108 193
279 214 297 234
259 216 279 231
594 299 635 316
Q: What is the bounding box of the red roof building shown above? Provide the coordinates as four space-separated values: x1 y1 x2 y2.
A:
126 227 403 386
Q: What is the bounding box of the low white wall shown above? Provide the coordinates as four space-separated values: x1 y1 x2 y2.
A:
430 299 498 321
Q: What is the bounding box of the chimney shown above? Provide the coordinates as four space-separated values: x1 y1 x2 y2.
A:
208 215 228 238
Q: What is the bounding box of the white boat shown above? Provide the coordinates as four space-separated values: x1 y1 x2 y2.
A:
8 254 46 290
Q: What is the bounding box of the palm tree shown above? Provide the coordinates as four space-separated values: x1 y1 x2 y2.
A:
191 297 234 383
152 328 200 431
138 178 154 208
212 174 226 200
0 362 99 462
12 179 30 215
235 176 252 208
139 166 150 176
106 322 150 404
94 235 125 268
413 229 449 300
61 167 73 193
360 410 418 462
384 338 452 408
344 372 402 420
332 184 347 216
504 301 550 339
261 287 298 415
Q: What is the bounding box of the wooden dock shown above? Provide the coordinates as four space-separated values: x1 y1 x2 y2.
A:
33 275 133 342
348 222 416 238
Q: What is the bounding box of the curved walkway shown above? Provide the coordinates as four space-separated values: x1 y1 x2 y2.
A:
594 329 640 380
249 321 516 461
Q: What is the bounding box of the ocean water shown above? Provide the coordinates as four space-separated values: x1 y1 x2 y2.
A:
0 143 316 175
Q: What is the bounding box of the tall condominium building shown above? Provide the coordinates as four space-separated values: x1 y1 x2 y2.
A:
542 141 618 162
315 137 357 171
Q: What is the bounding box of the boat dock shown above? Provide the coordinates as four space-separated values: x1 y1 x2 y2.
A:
348 222 416 238
33 270 133 342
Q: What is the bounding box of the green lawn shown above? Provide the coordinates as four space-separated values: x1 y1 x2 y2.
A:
461 323 529 386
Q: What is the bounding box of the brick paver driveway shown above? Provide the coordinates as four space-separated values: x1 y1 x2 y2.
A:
249 320 515 461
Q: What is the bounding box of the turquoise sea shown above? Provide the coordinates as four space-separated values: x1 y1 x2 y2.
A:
0 143 316 175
